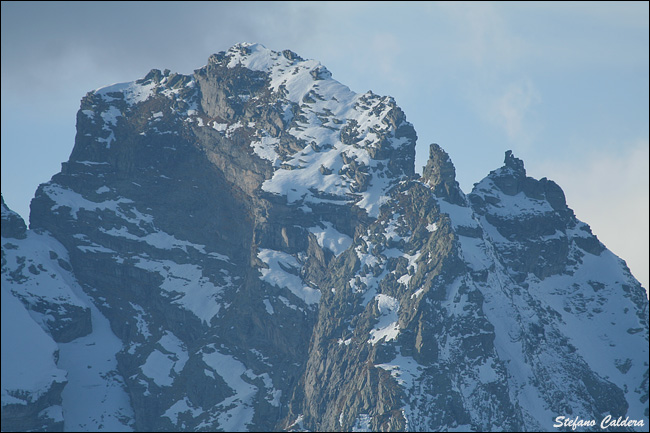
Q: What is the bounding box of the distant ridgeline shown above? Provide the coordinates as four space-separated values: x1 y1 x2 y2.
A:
2 43 647 432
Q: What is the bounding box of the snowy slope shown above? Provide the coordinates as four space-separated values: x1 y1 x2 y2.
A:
224 43 415 217
57 281 135 431
2 201 133 431
466 153 649 428
1 284 66 427
1 229 89 341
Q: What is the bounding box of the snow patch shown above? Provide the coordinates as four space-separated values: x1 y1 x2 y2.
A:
368 294 400 345
43 183 135 220
257 248 321 305
95 80 156 106
352 414 372 432
202 348 257 431
163 397 203 426
133 256 230 324
308 222 353 256
130 303 151 338
426 222 438 232
1 285 66 406
140 332 188 387
375 354 421 389
212 122 228 132
251 136 281 166
263 299 275 315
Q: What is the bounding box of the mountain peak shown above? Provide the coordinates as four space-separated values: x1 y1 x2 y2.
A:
206 43 330 87
483 150 528 196
1 194 27 239
504 149 525 175
5 44 647 433
225 42 306 66
472 150 570 213
421 143 464 205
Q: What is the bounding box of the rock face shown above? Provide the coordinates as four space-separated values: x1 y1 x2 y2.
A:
1 195 27 239
2 43 648 432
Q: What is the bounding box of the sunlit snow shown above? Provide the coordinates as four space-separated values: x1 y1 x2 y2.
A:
257 248 321 305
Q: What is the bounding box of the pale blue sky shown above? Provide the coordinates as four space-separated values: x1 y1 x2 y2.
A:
1 1 648 288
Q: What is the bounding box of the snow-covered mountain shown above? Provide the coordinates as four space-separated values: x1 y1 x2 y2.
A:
2 43 647 432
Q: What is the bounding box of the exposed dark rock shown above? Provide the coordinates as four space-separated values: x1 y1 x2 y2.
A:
1 381 66 432
1 195 27 239
422 143 465 205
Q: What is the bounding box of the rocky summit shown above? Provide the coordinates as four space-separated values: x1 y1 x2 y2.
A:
1 43 648 432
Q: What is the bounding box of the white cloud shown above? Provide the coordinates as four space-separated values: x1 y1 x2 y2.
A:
437 2 522 68
429 3 543 148
491 79 541 146
536 140 649 291
369 33 407 88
